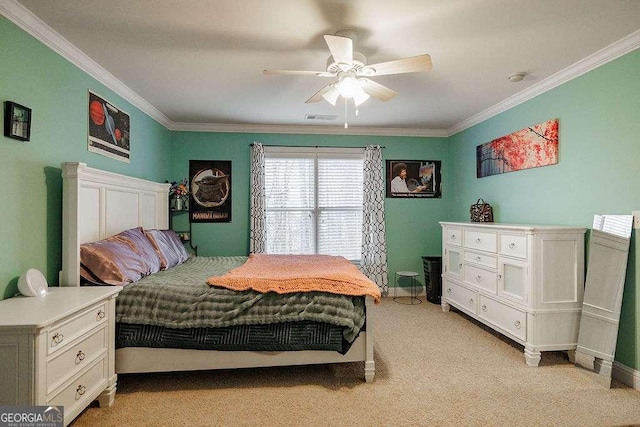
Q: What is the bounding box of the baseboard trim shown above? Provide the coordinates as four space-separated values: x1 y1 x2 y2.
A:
612 361 640 390
391 287 425 298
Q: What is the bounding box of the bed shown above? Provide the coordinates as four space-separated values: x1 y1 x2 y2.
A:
59 162 377 383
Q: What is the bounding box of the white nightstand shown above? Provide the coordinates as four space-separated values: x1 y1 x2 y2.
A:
0 286 120 426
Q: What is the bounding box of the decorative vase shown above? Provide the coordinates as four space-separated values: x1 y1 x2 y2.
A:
174 197 184 211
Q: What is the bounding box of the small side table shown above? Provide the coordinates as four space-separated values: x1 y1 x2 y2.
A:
393 271 422 305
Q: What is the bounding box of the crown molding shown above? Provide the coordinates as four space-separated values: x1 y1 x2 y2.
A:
447 29 640 136
169 121 448 137
0 0 172 128
3 0 638 139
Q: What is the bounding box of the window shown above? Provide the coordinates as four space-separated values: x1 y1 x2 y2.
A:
264 147 364 261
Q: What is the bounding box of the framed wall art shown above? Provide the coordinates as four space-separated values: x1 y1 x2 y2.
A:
4 101 32 141
386 160 442 198
189 160 232 223
88 90 130 163
476 118 559 178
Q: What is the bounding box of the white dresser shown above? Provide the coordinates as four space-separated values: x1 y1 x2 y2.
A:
0 286 120 426
440 222 585 366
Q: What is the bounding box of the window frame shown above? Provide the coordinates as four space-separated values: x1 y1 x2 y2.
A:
263 146 365 261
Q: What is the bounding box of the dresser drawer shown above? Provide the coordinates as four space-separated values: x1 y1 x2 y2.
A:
48 356 108 420
47 301 108 355
444 227 462 246
443 279 477 314
500 234 528 259
47 326 107 393
478 295 526 341
463 264 497 294
464 230 497 253
464 250 497 269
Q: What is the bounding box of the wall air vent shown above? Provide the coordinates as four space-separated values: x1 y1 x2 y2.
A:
305 114 337 121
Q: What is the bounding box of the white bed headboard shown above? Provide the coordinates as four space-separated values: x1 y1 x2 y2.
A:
60 162 170 287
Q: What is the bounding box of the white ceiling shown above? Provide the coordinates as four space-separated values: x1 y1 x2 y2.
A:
7 0 640 135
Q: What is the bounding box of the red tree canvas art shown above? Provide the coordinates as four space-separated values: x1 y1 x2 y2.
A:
476 118 559 178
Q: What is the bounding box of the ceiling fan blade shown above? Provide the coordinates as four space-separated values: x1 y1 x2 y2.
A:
324 35 353 65
362 54 433 76
264 69 335 77
359 78 398 102
305 83 336 104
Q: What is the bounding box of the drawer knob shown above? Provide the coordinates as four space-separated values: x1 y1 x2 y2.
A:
476 256 482 262
450 234 456 240
476 238 482 244
96 310 106 320
51 332 64 346
497 274 502 281
447 288 452 294
509 242 516 250
76 350 86 364
481 304 487 312
458 263 463 269
514 320 521 329
468 298 474 306
476 275 482 282
76 385 87 400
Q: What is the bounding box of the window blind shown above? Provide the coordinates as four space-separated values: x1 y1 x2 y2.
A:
264 148 364 261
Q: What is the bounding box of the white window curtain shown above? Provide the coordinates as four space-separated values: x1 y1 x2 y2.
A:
361 145 389 295
249 142 266 253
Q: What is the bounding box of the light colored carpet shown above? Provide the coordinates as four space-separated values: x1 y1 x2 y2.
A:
72 298 640 426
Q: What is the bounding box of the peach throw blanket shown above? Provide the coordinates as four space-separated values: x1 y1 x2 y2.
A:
207 254 381 304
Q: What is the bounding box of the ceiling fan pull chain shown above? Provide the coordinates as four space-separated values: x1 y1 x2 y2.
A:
344 97 349 129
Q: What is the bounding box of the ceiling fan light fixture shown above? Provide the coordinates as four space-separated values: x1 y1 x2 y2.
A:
336 75 360 98
352 89 370 107
321 85 340 106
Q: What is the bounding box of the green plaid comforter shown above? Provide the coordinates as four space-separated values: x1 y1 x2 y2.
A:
116 256 366 342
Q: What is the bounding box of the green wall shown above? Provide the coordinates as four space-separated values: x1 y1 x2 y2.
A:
170 132 449 290
3 11 640 373
0 17 172 299
447 49 640 370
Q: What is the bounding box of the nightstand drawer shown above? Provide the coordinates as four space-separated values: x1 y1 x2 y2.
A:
48 356 108 421
47 326 107 393
47 301 107 355
478 295 526 341
464 230 497 253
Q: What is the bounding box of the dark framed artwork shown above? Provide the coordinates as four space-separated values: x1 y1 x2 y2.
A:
386 160 441 198
88 90 131 163
189 160 232 223
4 101 32 141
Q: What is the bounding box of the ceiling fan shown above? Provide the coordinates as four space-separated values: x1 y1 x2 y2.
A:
264 30 433 109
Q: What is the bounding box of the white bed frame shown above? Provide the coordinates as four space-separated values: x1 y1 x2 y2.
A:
60 162 375 382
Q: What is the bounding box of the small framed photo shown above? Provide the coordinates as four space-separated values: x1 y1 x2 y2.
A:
4 101 32 141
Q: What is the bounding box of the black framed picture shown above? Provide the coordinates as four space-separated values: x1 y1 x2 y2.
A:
88 90 130 163
386 160 442 198
189 160 232 223
4 101 32 141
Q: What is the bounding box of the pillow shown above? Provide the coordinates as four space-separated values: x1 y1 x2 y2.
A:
144 229 190 270
80 237 150 285
115 227 163 274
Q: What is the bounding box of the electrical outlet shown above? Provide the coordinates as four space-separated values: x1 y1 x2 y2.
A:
633 211 640 229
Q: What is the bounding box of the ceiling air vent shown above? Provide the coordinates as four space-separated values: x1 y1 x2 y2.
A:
305 114 337 121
